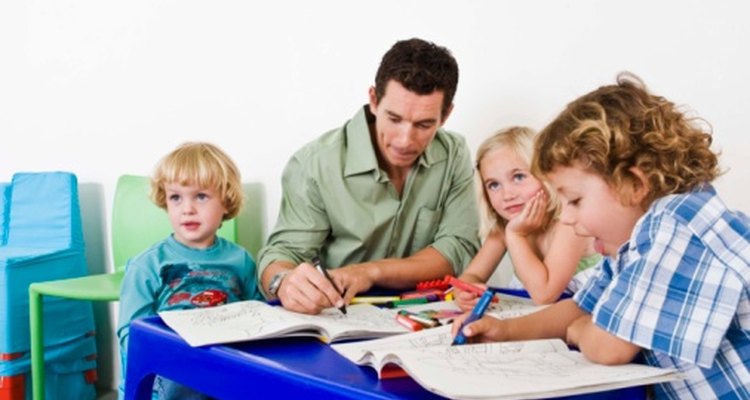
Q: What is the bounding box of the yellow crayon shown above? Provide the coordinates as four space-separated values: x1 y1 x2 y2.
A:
350 296 400 305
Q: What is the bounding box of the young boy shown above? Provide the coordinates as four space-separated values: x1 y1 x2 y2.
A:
117 142 262 399
452 74 749 399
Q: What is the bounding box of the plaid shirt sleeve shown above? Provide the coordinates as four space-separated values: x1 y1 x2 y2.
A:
577 199 744 368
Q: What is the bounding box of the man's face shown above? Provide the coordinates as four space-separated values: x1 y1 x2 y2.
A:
368 80 451 173
547 165 645 257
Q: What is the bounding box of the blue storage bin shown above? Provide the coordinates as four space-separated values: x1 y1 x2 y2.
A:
0 172 97 399
0 172 95 355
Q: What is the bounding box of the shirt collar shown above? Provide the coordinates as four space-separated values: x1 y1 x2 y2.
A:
343 105 448 178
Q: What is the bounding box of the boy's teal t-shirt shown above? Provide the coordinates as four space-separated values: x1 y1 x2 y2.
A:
116 234 262 398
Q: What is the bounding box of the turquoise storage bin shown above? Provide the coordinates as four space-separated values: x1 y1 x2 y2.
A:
0 172 97 399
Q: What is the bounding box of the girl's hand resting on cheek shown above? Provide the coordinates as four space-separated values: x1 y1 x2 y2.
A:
506 190 548 237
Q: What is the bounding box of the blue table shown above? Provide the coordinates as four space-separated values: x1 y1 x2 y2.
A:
124 315 646 400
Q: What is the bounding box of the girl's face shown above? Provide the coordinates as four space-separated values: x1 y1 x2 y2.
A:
164 182 227 249
479 146 543 221
546 165 645 257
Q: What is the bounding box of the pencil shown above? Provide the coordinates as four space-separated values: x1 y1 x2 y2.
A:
312 255 347 315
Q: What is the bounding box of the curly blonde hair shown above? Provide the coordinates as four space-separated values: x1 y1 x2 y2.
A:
475 126 559 238
532 72 720 207
151 142 244 219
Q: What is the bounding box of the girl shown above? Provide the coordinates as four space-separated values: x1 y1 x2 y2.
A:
456 127 600 309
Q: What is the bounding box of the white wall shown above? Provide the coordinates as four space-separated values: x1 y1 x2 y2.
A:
2 0 748 391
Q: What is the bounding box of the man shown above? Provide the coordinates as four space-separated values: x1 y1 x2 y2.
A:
258 38 480 314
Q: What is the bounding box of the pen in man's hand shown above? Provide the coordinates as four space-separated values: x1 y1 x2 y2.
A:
312 255 347 315
451 289 494 345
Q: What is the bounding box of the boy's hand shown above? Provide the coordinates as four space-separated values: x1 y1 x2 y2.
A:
506 190 547 237
450 313 509 343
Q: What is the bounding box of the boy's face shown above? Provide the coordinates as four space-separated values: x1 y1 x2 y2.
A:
164 182 227 249
547 165 646 257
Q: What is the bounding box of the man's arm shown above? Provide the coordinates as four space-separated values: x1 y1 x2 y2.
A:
333 246 453 301
426 134 481 273
256 151 331 308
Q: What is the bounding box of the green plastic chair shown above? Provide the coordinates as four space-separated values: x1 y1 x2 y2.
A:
29 175 237 400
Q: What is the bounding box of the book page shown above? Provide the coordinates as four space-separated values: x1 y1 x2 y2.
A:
158 300 407 346
399 296 544 324
372 346 679 399
333 297 546 364
485 294 548 320
332 325 567 367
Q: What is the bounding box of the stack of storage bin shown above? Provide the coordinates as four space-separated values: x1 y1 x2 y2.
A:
0 172 96 400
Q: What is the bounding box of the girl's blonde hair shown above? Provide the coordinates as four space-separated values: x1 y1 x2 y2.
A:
151 142 244 220
475 126 559 238
532 72 720 207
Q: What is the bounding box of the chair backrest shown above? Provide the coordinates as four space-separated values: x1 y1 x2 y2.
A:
0 182 9 245
5 172 84 250
111 175 237 272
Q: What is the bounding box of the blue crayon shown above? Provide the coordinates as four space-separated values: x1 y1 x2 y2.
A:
451 289 494 345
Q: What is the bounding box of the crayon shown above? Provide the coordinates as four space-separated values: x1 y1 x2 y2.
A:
445 275 485 296
398 310 441 328
400 289 443 300
384 297 429 308
395 313 423 331
446 275 499 303
350 296 400 305
452 289 494 345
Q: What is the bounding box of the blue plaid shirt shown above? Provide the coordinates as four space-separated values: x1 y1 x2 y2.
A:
575 185 749 399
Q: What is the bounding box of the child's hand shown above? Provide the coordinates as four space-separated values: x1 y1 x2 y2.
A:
506 190 547 237
454 283 487 311
450 313 509 343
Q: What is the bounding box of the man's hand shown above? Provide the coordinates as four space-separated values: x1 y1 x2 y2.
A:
330 262 377 304
276 262 345 314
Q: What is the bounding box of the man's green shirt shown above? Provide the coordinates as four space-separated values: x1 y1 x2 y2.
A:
258 106 480 278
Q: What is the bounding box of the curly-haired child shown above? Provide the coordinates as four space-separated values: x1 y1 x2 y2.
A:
452 73 749 399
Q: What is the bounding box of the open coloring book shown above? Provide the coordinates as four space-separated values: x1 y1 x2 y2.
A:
332 325 681 400
159 300 408 346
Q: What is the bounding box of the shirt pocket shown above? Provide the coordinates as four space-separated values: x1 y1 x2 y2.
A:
410 207 443 252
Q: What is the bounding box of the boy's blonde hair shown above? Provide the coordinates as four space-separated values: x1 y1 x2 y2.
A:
532 73 720 207
475 126 559 238
151 142 244 220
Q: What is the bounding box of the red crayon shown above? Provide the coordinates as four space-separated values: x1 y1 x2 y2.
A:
445 275 485 296
395 313 423 331
445 275 499 303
